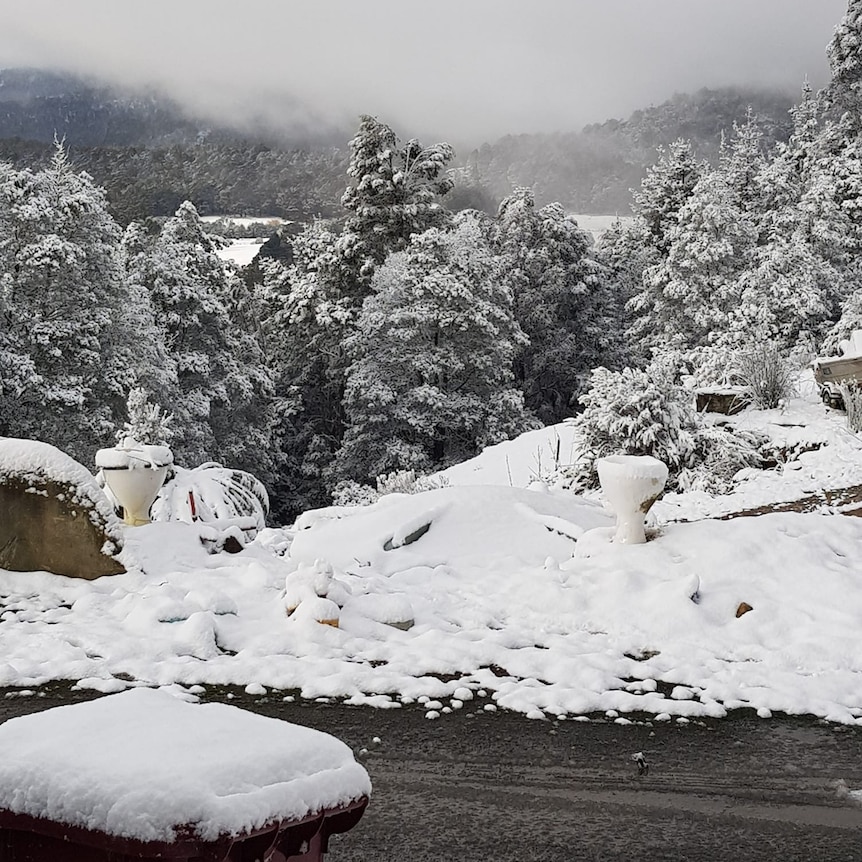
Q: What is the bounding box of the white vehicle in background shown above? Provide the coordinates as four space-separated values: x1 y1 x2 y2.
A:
812 330 862 409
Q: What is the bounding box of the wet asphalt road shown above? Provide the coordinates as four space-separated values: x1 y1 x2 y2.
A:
2 686 862 862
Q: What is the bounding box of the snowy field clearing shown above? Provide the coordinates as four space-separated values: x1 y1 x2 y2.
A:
215 237 267 267
569 213 633 241
209 214 628 266
2 373 862 725
201 215 287 267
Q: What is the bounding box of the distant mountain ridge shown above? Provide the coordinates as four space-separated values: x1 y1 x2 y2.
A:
465 87 797 213
0 68 346 149
0 67 207 147
0 69 799 220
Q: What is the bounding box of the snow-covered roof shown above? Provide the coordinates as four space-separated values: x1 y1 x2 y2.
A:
0 688 370 842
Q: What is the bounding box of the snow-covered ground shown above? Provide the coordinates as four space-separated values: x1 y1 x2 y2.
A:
569 213 633 241
201 215 287 267
3 372 862 725
215 237 267 267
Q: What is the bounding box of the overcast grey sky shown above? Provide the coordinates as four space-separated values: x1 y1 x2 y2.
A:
0 0 849 147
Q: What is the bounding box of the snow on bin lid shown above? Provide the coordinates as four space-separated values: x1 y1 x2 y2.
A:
95 437 174 470
596 454 669 482
0 688 371 843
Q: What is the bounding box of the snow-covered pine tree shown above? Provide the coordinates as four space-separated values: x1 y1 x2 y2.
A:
630 139 705 257
334 212 537 484
633 168 757 351
145 201 279 481
0 145 155 462
260 220 359 516
626 139 706 351
493 188 622 422
261 117 457 514
823 0 862 131
751 84 862 350
341 115 455 284
731 230 831 350
718 110 769 216
119 219 182 416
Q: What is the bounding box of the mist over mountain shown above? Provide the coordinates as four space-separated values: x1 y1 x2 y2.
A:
0 68 799 221
0 68 348 149
465 87 797 213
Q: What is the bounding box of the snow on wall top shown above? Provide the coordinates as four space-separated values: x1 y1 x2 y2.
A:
0 437 120 533
0 688 371 843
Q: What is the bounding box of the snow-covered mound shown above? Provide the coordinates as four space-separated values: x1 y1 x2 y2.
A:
0 477 859 723
435 422 579 487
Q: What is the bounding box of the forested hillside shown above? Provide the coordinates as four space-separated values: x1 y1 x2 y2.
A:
0 70 796 221
463 87 796 212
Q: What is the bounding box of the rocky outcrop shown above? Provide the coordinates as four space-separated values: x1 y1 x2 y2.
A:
0 438 125 579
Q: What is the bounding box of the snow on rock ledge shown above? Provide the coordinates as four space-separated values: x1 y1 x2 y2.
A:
0 688 371 843
0 438 124 578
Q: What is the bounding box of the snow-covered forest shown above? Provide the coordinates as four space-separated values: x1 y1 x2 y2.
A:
3 5 862 524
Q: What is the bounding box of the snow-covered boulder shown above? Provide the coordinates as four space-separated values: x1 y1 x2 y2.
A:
0 438 124 578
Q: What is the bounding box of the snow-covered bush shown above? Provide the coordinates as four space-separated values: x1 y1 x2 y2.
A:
376 469 449 496
563 354 699 491
152 463 270 531
331 469 449 507
558 353 763 493
330 481 380 508
737 343 796 409
677 345 741 389
679 423 766 493
118 388 174 446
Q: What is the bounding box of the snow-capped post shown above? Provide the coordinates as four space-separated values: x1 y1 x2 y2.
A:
95 437 173 526
596 454 668 544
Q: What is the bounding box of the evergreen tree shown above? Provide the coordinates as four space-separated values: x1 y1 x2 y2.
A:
119 219 181 412
718 110 769 215
341 115 454 283
262 117 457 513
630 139 705 257
0 146 151 462
334 212 536 483
626 139 706 351
631 168 756 351
823 0 862 131
262 220 359 515
144 201 279 480
494 188 621 422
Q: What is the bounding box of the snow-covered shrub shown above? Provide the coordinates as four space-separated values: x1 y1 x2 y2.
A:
840 382 862 433
562 354 700 491
331 469 449 507
118 388 174 446
376 469 449 496
330 481 381 508
679 424 766 493
677 345 741 389
737 343 796 409
558 353 764 494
